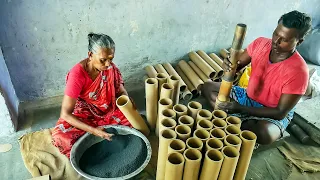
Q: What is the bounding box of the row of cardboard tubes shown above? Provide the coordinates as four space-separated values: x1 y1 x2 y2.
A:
144 49 244 102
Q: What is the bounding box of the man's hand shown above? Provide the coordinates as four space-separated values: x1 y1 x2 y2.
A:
217 101 241 114
92 127 114 141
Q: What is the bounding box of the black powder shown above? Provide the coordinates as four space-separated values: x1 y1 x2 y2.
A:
79 128 147 178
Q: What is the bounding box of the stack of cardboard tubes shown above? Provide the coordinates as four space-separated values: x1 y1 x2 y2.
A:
155 104 256 180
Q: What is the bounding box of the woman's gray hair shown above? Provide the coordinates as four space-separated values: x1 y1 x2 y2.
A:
88 33 115 53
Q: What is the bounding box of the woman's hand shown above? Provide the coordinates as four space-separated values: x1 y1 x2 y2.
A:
223 55 240 72
218 101 241 114
130 97 137 110
92 127 114 141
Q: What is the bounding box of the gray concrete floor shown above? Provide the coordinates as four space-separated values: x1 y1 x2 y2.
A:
1 89 320 179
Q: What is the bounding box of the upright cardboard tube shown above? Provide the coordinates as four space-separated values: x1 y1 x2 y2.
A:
188 61 212 82
200 149 223 180
186 137 204 151
157 129 177 180
206 138 224 151
178 115 194 130
168 139 186 154
212 110 228 120
182 89 193 101
218 146 240 180
225 124 241 136
164 152 185 180
159 83 174 100
197 119 213 131
154 64 169 76
177 60 204 90
224 134 242 151
163 63 187 91
220 49 230 59
196 109 212 123
189 51 216 79
234 131 257 180
156 73 168 95
226 116 241 128
212 119 227 129
187 101 202 120
173 104 188 119
193 129 210 143
116 95 150 136
209 53 224 67
145 65 158 78
216 24 246 109
156 98 173 136
197 50 224 78
183 149 202 180
169 75 181 105
175 65 199 95
210 128 226 141
175 125 192 142
145 78 158 130
159 118 177 136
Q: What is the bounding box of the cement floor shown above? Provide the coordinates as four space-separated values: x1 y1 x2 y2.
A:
0 91 319 180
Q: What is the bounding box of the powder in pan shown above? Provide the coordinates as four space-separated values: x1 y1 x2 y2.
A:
79 128 147 178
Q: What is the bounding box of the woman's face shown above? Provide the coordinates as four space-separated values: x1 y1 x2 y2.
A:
88 48 114 71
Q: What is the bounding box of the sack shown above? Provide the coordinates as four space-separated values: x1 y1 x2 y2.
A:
297 29 320 65
238 66 251 88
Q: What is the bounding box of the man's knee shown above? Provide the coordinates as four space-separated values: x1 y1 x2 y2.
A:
256 121 281 144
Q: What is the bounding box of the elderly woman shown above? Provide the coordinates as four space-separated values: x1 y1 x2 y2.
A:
52 33 132 157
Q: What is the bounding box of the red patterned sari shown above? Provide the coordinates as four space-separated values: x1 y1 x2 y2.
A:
52 63 131 158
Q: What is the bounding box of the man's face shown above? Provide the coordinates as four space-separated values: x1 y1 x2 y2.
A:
271 22 301 53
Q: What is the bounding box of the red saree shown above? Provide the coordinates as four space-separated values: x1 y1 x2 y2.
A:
52 63 131 158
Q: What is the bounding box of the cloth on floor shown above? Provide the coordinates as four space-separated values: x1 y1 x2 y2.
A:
19 128 82 180
278 141 320 173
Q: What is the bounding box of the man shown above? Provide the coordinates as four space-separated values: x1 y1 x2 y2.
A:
202 10 312 144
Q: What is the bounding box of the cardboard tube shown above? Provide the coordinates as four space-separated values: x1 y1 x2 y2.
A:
189 51 216 79
197 50 224 78
206 138 224 151
218 146 240 180
216 80 233 103
234 131 257 180
225 124 241 136
154 64 169 76
169 75 181 105
193 129 210 143
159 118 177 136
183 149 202 180
186 137 204 151
156 98 173 136
163 63 187 91
209 53 224 67
168 139 186 154
187 101 202 120
156 73 168 95
159 83 174 100
157 129 177 180
182 89 193 101
210 128 226 141
178 60 204 90
173 104 188 119
196 119 213 131
116 95 150 136
224 134 242 151
145 65 158 78
175 125 192 142
164 152 185 180
226 116 241 128
145 78 158 130
212 119 227 129
212 110 228 120
175 65 199 95
196 109 212 123
200 149 223 180
178 115 194 130
220 49 230 59
188 61 212 82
